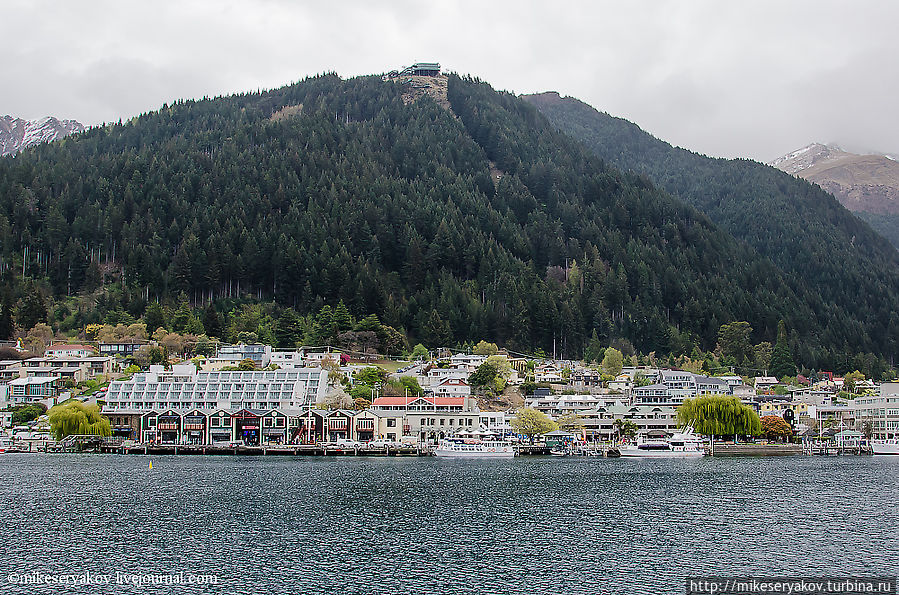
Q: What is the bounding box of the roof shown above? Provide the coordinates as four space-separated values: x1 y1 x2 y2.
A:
372 395 466 407
9 376 58 385
46 344 96 352
436 378 469 386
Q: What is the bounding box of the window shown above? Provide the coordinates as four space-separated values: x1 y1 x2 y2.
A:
387 419 397 427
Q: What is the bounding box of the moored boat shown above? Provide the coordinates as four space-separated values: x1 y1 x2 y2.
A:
435 437 516 457
871 439 899 455
619 427 705 458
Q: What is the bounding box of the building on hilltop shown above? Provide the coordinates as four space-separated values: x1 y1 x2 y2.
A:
385 62 441 79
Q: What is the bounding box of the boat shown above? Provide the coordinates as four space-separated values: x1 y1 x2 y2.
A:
618 427 706 458
0 436 13 454
872 439 899 455
435 437 516 457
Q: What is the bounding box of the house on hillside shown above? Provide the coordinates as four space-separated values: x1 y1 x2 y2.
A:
45 344 97 359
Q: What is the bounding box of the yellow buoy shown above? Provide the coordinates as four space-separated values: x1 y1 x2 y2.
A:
149 460 153 470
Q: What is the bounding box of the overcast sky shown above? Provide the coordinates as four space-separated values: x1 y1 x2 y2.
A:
4 0 897 162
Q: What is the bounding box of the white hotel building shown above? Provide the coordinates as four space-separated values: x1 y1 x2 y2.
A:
104 364 327 412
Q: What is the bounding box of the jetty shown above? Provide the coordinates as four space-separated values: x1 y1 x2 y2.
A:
100 442 434 457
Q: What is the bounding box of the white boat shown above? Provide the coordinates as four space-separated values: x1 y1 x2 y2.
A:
872 439 899 455
435 437 516 457
619 428 706 458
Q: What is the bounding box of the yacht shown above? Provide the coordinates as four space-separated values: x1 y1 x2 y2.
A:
435 437 516 457
871 439 899 455
619 428 706 458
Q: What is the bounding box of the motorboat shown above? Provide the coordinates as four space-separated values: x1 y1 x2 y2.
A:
619 427 706 458
872 439 899 455
435 437 516 457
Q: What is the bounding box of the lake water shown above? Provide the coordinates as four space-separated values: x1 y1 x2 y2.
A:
0 454 897 594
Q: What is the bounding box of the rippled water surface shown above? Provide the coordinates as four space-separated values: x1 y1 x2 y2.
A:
1 454 897 594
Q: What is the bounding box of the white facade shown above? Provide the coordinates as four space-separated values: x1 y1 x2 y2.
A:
105 364 326 411
433 378 471 397
853 383 899 439
212 344 272 368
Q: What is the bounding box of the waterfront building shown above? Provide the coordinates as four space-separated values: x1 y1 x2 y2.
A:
852 383 899 439
0 360 24 382
22 356 116 379
578 404 681 441
210 344 273 368
370 394 479 442
478 411 514 436
8 376 60 404
433 378 471 397
104 364 327 411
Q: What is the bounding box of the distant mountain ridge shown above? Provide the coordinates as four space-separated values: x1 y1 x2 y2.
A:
770 143 899 214
523 91 899 364
0 115 84 156
770 143 899 248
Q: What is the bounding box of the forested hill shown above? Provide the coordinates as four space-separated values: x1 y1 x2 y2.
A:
524 91 899 364
0 74 889 367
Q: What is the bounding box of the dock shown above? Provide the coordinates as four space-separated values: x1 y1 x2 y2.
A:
100 443 434 456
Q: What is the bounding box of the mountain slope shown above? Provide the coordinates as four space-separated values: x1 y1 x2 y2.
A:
0 75 889 367
771 143 899 248
524 91 899 365
0 115 84 156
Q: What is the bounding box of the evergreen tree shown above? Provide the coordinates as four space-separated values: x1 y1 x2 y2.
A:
144 302 166 335
769 320 796 379
203 303 223 339
333 301 354 332
274 309 304 349
423 309 451 347
17 284 47 331
0 295 14 340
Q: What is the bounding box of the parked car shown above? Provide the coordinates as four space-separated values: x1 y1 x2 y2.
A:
335 438 363 449
368 438 399 449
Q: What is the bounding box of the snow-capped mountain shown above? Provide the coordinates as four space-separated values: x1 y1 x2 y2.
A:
0 115 85 156
770 143 899 215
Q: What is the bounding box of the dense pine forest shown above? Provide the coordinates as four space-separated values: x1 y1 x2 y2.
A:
525 91 899 368
0 73 894 371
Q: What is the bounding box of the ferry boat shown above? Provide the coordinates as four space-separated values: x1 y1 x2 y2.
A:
435 437 516 457
871 439 899 455
619 428 706 458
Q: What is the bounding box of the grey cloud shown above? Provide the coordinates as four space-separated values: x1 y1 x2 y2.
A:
2 0 897 161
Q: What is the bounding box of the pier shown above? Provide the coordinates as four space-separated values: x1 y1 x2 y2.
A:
100 442 434 456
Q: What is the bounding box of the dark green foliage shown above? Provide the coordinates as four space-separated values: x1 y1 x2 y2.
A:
274 308 304 348
354 367 388 386
0 73 892 366
770 320 796 379
0 294 14 339
203 303 223 339
468 361 500 388
525 92 899 368
144 302 166 335
8 403 47 425
718 322 753 366
17 283 47 331
854 211 899 250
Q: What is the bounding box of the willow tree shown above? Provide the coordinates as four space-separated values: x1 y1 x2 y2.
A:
48 400 112 440
677 395 761 438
